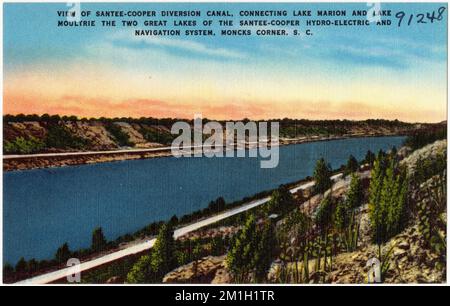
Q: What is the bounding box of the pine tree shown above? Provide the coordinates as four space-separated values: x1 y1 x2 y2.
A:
313 158 332 194
226 214 258 282
265 185 295 215
379 160 396 242
254 220 276 282
346 173 363 209
314 196 333 236
126 255 153 283
369 156 409 244
369 155 387 245
150 222 176 279
15 257 27 274
364 150 376 166
335 199 350 231
91 227 107 252
55 242 71 264
345 155 359 175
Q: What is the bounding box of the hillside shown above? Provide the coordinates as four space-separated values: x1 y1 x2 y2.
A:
3 115 423 155
159 140 447 284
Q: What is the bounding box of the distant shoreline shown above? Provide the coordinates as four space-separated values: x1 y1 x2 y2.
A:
3 133 406 172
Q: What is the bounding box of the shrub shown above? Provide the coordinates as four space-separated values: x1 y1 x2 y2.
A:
46 124 90 149
105 123 134 147
4 136 45 154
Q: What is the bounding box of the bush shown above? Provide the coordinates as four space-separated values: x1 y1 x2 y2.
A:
140 127 175 145
4 136 45 154
46 124 90 149
265 185 295 216
105 123 134 147
404 126 446 150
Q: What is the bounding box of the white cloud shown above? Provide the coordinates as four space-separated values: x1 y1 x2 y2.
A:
109 30 245 59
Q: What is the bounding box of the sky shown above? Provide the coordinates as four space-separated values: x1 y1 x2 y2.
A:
3 2 448 122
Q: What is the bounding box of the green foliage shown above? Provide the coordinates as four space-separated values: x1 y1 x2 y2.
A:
346 173 364 209
126 222 176 284
3 263 14 280
313 158 332 194
46 124 90 149
369 155 408 245
150 222 176 279
91 227 108 252
227 215 274 283
15 257 27 274
4 136 45 154
203 197 227 215
210 236 226 256
140 127 175 145
404 126 446 150
377 243 396 282
364 150 376 166
344 155 359 175
335 201 359 252
417 174 446 263
265 186 295 216
105 123 134 147
314 196 333 235
277 209 313 283
126 255 153 283
412 152 446 185
55 242 71 264
334 199 350 231
227 215 259 283
253 220 276 282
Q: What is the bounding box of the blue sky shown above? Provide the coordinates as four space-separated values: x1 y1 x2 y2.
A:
3 2 448 122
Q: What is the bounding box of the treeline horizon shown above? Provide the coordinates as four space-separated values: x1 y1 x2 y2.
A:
3 113 444 126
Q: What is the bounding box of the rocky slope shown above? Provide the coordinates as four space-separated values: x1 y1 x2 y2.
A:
4 117 423 155
161 141 446 284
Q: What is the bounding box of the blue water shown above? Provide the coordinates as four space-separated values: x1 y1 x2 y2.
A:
3 136 405 264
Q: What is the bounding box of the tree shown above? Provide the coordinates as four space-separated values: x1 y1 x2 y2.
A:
127 222 176 283
27 259 39 273
314 196 333 236
3 263 14 280
345 155 359 175
265 185 295 215
346 173 363 209
390 146 398 158
227 214 259 283
313 158 332 194
55 242 71 264
364 150 376 167
126 255 153 283
253 220 276 282
369 156 408 245
335 199 350 232
92 227 107 252
211 236 225 256
15 257 27 274
368 155 386 244
169 215 178 226
150 222 176 279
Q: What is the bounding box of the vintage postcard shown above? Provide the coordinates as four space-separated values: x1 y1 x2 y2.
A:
1 1 448 291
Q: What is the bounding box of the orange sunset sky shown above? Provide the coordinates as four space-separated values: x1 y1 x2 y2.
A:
3 3 448 123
